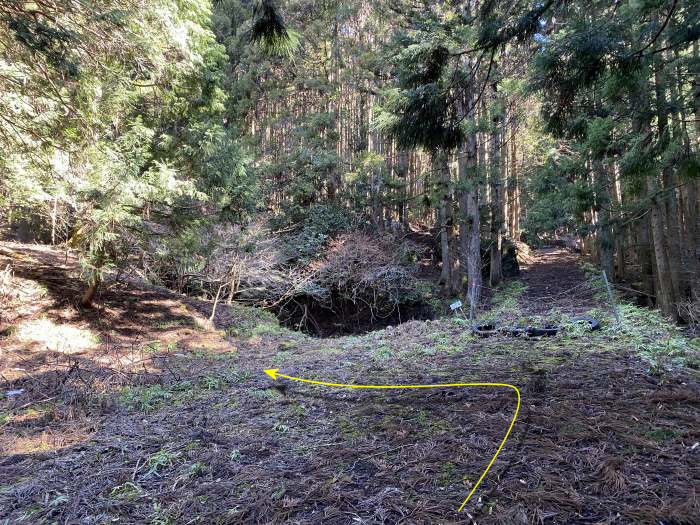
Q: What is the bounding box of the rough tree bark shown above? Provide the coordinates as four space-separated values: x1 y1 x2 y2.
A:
435 150 456 293
637 216 656 307
80 270 101 307
610 164 625 281
648 175 677 319
396 149 409 228
688 41 700 300
654 51 683 302
594 159 615 281
508 120 519 239
457 68 482 317
368 103 384 230
459 134 481 318
488 84 503 286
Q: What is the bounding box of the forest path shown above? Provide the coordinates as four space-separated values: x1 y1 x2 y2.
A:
517 247 602 317
1 241 699 524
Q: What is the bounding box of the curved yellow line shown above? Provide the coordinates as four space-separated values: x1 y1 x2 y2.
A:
268 371 521 512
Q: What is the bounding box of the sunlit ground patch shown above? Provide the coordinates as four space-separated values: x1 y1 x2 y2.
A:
16 318 99 354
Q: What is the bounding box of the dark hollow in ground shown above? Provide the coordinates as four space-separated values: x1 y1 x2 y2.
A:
273 295 436 337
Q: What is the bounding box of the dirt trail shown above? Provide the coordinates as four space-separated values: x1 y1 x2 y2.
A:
518 247 601 316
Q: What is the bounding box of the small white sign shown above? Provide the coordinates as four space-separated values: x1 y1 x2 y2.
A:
449 300 463 311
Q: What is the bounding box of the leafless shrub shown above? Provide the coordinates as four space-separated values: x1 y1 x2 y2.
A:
308 232 424 317
192 225 426 327
136 217 427 333
677 299 700 330
203 219 295 304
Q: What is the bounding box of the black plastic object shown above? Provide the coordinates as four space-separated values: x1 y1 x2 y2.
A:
500 326 528 337
471 324 498 337
526 325 559 337
470 318 600 338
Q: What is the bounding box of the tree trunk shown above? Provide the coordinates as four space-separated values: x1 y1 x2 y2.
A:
688 41 700 300
669 49 697 303
396 149 409 229
630 57 678 320
654 53 683 301
637 215 655 307
489 84 503 286
368 103 383 230
610 163 625 281
435 150 455 293
80 271 101 308
51 196 58 245
457 68 482 317
459 135 481 319
648 175 678 319
509 120 519 238
594 159 615 280
684 181 700 300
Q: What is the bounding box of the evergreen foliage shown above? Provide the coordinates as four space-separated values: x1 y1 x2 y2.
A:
0 0 697 323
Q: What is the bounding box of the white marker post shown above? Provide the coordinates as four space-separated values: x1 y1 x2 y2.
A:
450 299 469 322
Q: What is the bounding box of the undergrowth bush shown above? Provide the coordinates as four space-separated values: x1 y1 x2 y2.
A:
280 203 355 263
574 261 697 368
161 218 430 333
677 299 700 331
308 232 425 318
598 304 700 370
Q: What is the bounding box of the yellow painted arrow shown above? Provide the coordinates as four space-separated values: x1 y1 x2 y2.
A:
264 368 520 512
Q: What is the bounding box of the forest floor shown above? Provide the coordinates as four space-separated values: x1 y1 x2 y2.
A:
1 241 699 524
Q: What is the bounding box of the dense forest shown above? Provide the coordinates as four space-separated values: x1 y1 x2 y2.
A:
1 1 700 523
1 0 698 329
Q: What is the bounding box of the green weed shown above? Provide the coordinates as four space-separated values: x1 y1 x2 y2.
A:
187 462 206 477
224 303 287 338
119 385 171 412
372 344 393 360
483 280 527 321
145 449 180 476
289 402 306 417
338 416 366 439
150 501 176 525
250 388 282 400
414 410 428 428
110 482 143 501
603 304 697 368
438 461 457 486
644 427 679 442
251 323 290 337
228 369 253 384
143 341 162 353
271 485 286 500
48 494 69 507
19 505 43 521
201 375 227 390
